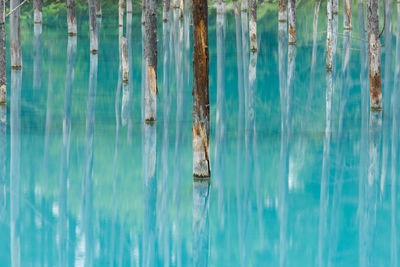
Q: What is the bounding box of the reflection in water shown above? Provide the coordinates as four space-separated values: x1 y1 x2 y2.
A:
193 180 210 267
59 36 77 267
33 24 42 90
43 68 53 169
142 123 157 267
126 12 134 142
0 105 5 222
215 11 226 228
10 70 21 267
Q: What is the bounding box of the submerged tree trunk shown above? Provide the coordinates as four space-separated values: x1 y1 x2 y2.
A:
145 0 157 122
67 0 77 35
126 0 132 13
162 0 170 21
343 0 352 29
34 0 42 24
217 0 225 14
249 0 257 51
288 0 296 44
367 0 382 109
193 0 210 178
0 0 6 103
10 0 22 69
88 0 98 53
278 0 287 21
96 0 102 17
241 0 248 11
326 0 333 70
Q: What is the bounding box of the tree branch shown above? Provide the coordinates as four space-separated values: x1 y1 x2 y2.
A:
6 0 29 18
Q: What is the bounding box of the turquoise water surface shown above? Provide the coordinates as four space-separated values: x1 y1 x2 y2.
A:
1 5 400 267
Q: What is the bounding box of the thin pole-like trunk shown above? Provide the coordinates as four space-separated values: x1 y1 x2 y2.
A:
288 0 296 44
88 0 98 53
343 0 352 29
145 0 157 121
192 180 210 266
33 24 42 90
162 0 170 21
126 0 132 13
217 0 225 14
10 0 22 69
0 0 6 103
96 0 102 17
367 0 382 109
278 0 287 21
66 0 77 35
193 0 210 177
34 0 42 24
242 0 248 12
249 0 257 51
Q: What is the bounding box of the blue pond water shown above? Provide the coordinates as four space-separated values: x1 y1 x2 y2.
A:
0 5 399 267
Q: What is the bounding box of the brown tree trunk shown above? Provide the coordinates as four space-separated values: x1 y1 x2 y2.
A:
34 0 42 23
249 0 257 51
192 0 210 178
10 0 22 69
67 0 77 35
145 0 157 121
0 0 6 103
367 0 382 110
288 0 296 44
343 0 352 29
88 0 98 53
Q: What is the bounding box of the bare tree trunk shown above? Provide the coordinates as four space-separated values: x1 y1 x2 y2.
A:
217 0 225 14
0 0 6 103
121 38 129 83
367 0 382 109
343 0 352 29
126 0 132 13
288 0 296 44
278 0 287 21
326 0 333 70
193 0 210 178
145 0 157 122
249 0 257 51
242 0 248 11
34 0 42 23
96 0 102 17
33 24 42 90
162 0 170 21
67 0 77 35
88 0 98 53
10 0 22 69
142 0 146 24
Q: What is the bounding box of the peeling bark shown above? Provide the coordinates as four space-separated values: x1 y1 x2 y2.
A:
67 0 77 35
193 0 210 177
249 0 257 51
288 0 296 44
367 0 382 110
145 0 157 121
10 0 22 69
278 0 288 21
33 0 42 24
343 0 352 29
88 0 98 53
0 0 6 103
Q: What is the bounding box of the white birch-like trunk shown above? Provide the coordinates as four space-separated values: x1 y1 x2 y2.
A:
241 0 248 12
288 0 296 44
67 0 77 35
326 0 333 70
121 37 129 83
34 0 42 23
217 0 225 14
249 0 257 51
10 0 22 69
88 0 98 53
126 0 132 13
278 0 288 21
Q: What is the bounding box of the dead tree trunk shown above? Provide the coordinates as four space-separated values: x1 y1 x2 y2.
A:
0 0 6 103
241 0 248 11
279 0 287 21
217 0 225 14
343 0 352 29
96 0 102 17
288 0 296 44
193 0 210 178
367 0 382 110
145 0 157 121
162 0 170 21
88 0 98 53
249 0 257 51
126 0 132 13
67 0 77 35
33 24 42 90
34 0 42 24
142 0 146 24
10 0 22 69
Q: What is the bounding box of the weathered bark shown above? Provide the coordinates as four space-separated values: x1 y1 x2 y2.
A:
88 0 98 53
241 0 248 11
119 0 124 28
145 0 157 121
249 0 257 51
95 0 101 17
10 0 22 69
142 123 157 267
367 0 382 110
126 0 132 13
10 70 21 267
343 0 352 29
66 0 77 35
288 0 296 44
326 0 333 70
192 180 210 266
162 0 170 21
278 0 287 21
33 24 42 90
122 14 133 129
0 0 6 103
121 37 129 83
217 0 225 14
142 0 146 24
34 0 42 23
193 0 210 177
